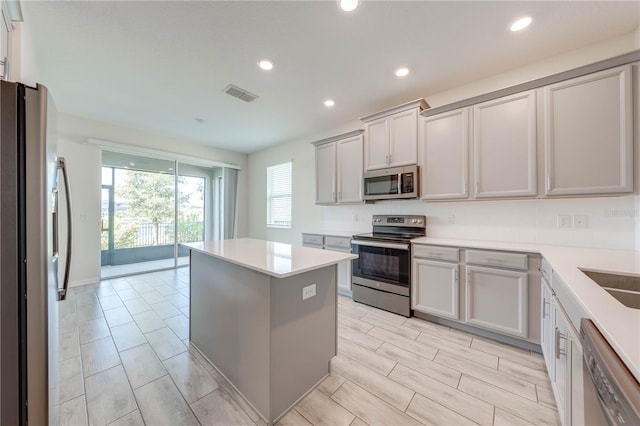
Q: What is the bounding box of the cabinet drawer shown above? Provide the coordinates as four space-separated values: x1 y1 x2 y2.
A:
413 245 459 262
466 249 528 270
325 236 352 252
302 234 324 247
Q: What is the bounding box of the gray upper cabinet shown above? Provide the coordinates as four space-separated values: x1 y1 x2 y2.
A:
419 108 469 200
315 142 336 204
312 130 364 205
472 90 537 198
336 134 364 203
543 65 633 196
362 99 428 171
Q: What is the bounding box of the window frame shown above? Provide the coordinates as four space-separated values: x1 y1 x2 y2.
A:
266 161 293 229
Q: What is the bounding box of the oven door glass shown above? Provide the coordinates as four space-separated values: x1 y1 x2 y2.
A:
352 242 409 286
364 174 399 196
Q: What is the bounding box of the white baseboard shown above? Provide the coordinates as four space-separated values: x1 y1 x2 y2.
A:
69 277 100 287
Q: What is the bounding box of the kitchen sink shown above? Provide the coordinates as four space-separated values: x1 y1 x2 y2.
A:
581 270 640 309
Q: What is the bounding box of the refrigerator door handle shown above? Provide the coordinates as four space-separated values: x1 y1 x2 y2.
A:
52 188 59 257
57 157 72 301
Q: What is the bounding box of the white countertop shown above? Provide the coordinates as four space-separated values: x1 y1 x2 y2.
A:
302 231 356 239
413 237 640 381
182 238 357 279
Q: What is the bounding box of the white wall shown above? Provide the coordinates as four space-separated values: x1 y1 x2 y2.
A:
248 31 640 251
57 113 249 286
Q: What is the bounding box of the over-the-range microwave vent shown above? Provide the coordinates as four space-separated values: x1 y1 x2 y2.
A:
223 84 259 103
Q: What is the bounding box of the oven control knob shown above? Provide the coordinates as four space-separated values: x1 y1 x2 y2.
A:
412 219 417 223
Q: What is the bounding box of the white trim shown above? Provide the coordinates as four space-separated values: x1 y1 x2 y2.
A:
69 277 100 287
87 137 241 170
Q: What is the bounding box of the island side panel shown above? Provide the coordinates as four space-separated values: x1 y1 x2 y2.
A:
190 250 272 419
270 265 337 420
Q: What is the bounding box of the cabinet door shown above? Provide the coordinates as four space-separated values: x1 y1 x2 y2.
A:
336 135 363 203
569 327 584 426
364 117 389 170
553 303 571 422
544 65 633 196
466 265 528 338
0 7 10 80
412 259 459 320
420 108 469 200
315 143 336 204
473 90 537 198
541 277 555 381
389 108 418 167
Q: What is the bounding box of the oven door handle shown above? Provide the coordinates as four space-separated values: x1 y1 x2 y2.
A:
351 240 410 250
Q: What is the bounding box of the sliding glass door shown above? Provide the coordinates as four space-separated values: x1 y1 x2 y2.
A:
100 151 225 279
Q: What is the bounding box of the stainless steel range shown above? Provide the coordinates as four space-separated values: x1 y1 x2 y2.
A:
351 215 426 317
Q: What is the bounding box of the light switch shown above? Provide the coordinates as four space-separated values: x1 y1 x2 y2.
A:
573 215 588 229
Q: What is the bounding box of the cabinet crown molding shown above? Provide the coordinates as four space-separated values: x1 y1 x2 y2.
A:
311 129 364 146
421 49 640 118
360 98 429 123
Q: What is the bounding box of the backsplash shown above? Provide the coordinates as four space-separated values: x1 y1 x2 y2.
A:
322 195 639 250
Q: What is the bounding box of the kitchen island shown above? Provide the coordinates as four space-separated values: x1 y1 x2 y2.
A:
182 238 357 424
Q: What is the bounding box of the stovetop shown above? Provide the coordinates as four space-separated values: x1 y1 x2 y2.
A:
352 214 427 243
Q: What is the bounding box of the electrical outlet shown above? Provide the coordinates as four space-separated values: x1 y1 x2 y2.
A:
573 215 588 229
557 214 572 228
352 213 358 222
447 213 455 224
302 283 316 300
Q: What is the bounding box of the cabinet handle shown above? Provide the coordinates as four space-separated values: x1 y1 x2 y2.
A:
338 191 342 200
485 258 504 264
427 252 442 257
546 175 551 192
388 154 392 164
464 182 468 195
475 180 479 195
555 327 567 359
332 191 336 202
454 269 458 283
543 299 550 318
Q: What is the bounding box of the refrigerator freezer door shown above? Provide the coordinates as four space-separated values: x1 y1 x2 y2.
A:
25 83 60 425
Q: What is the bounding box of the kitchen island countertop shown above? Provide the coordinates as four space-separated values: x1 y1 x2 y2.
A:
183 238 357 278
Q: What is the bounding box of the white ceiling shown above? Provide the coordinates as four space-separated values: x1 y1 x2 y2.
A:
22 1 639 154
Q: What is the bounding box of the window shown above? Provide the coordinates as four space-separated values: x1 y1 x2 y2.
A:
267 161 292 228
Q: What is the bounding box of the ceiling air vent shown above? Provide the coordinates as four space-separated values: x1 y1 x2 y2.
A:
223 84 259 103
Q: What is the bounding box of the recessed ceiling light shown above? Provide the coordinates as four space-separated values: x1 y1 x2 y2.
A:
339 0 358 12
324 99 335 107
510 16 532 32
395 67 410 78
258 59 273 71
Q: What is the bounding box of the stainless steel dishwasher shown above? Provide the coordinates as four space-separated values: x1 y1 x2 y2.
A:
580 319 639 425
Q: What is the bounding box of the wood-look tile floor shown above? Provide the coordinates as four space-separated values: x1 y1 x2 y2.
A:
53 269 559 426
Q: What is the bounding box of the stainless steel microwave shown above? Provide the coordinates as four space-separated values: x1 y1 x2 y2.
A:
363 165 419 201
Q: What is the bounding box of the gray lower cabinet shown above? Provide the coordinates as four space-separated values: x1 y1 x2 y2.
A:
412 258 459 320
553 301 571 423
412 244 539 343
541 273 555 380
541 263 586 426
465 265 528 338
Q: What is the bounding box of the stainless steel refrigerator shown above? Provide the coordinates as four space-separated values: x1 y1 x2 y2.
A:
0 81 72 425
